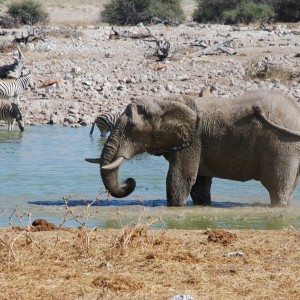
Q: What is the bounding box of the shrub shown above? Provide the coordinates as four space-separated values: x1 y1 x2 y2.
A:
223 1 275 25
101 0 184 25
101 0 149 25
193 0 299 24
271 0 300 22
193 0 239 24
7 0 49 25
147 0 184 24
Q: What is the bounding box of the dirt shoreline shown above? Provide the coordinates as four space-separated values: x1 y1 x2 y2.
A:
1 226 300 299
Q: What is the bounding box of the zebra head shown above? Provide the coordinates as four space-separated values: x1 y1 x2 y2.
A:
12 103 24 132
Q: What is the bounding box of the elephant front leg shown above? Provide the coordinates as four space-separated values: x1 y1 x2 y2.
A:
166 155 199 206
190 176 212 206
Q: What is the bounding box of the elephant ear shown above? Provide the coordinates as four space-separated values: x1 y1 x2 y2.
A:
149 99 198 153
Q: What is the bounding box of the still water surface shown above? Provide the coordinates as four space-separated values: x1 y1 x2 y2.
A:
1 125 300 229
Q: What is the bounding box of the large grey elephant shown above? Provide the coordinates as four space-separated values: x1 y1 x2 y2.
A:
86 89 300 207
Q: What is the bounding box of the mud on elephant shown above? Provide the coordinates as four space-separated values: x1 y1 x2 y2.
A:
86 89 300 207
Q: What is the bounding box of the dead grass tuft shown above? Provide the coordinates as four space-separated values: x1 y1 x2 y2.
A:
206 229 238 245
114 225 148 248
113 210 164 249
92 274 144 292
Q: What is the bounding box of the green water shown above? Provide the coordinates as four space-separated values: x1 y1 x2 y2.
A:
1 125 300 229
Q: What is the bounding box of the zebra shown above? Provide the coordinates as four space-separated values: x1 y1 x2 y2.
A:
0 100 24 131
0 73 34 106
90 112 120 137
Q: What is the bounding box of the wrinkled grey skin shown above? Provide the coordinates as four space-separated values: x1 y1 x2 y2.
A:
86 89 300 207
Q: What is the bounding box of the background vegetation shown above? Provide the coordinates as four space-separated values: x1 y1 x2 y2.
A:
101 0 184 25
193 0 300 24
7 0 49 25
0 0 299 28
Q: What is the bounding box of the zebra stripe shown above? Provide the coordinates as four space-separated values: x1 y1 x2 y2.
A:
90 112 120 137
0 100 24 131
0 73 33 105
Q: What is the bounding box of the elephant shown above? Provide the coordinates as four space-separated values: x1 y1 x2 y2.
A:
86 89 300 207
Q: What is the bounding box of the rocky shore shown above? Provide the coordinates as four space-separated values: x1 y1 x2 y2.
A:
0 22 300 128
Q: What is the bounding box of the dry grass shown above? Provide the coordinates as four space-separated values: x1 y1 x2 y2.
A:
1 223 300 299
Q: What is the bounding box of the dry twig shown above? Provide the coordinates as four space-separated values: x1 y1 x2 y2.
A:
55 195 98 252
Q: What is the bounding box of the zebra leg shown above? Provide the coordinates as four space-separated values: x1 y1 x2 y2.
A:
8 119 14 131
101 130 108 138
90 122 96 136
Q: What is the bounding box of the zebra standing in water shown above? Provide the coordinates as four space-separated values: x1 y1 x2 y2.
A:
0 100 24 131
0 73 33 106
90 112 120 137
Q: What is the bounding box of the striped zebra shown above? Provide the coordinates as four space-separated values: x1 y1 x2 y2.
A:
90 112 120 137
0 100 24 131
0 73 34 106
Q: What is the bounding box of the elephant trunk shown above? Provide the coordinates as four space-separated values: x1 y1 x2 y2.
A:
100 123 136 198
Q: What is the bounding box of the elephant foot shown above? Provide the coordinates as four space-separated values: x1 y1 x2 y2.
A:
192 196 211 206
166 195 187 206
270 198 290 207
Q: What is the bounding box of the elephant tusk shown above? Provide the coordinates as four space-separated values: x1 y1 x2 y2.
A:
101 157 125 170
85 158 101 164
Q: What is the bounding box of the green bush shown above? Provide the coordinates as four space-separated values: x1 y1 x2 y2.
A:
193 0 238 24
7 0 48 25
101 0 184 25
101 0 150 25
272 0 300 22
223 1 275 25
193 0 299 24
147 0 184 23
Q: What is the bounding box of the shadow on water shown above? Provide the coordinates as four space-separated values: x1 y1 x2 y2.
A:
28 199 263 208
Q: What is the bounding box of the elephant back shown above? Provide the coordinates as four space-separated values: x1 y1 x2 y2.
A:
247 89 300 133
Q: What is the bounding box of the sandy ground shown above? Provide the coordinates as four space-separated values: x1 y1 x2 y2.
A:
1 224 300 299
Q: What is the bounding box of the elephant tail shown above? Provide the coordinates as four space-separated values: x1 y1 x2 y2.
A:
253 105 300 137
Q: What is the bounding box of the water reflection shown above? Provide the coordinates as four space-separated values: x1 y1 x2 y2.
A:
0 129 24 144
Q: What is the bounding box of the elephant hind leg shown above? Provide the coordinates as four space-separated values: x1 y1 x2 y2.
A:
190 176 212 206
268 189 294 207
263 165 300 207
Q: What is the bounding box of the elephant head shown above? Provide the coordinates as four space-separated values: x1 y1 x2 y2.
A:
86 97 198 203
